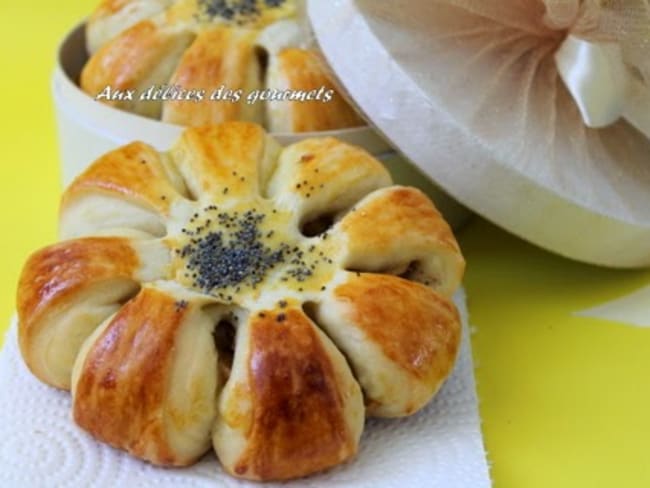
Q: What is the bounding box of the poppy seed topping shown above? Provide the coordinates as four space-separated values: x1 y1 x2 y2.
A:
197 0 289 25
171 201 337 304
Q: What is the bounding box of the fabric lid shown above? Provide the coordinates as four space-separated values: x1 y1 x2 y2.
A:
307 0 650 268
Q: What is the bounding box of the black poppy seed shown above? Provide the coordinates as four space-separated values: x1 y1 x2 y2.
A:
278 300 287 308
140 159 146 164
276 313 286 323
296 184 301 189
240 177 245 182
223 188 229 194
161 195 167 200
259 312 266 318
298 288 303 292
321 286 326 291
306 193 311 198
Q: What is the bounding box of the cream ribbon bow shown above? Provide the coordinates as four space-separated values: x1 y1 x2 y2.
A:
550 0 650 138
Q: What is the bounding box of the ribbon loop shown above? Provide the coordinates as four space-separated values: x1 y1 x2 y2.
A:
549 0 650 137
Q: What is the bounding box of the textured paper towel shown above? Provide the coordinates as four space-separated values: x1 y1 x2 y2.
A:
0 290 490 488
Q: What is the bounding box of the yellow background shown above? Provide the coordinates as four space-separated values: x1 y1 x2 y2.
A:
1 2 649 487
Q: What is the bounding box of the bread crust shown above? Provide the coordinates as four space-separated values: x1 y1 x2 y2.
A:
17 238 141 388
217 308 363 480
162 27 263 126
267 48 365 132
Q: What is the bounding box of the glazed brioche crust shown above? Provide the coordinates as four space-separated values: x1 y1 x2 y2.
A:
86 0 173 54
73 287 190 465
17 122 464 480
215 307 363 480
162 27 263 126
320 273 461 417
267 48 365 132
337 186 466 297
17 238 138 334
17 238 141 389
73 285 218 466
81 19 195 119
62 141 183 216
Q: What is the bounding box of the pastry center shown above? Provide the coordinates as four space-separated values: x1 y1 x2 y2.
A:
196 0 291 25
171 201 336 304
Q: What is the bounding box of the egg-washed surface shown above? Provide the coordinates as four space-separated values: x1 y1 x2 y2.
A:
17 122 465 481
170 200 337 307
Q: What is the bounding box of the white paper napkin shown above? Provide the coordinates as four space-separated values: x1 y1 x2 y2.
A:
0 290 490 488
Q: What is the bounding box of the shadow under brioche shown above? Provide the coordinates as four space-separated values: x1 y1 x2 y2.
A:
17 122 464 481
81 0 365 131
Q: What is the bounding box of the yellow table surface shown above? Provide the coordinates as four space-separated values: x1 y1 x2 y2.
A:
1 3 649 487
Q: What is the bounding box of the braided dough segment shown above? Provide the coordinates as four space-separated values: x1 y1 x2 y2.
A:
17 237 168 389
72 284 221 466
314 272 461 418
213 307 364 481
86 0 173 54
162 27 263 126
333 186 465 297
170 123 281 201
61 142 187 239
267 137 392 227
81 19 194 119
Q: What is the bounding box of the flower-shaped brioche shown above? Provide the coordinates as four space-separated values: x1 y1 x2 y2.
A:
81 0 364 131
17 122 465 481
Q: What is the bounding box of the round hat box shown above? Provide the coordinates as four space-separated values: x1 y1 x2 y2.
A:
306 0 650 268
